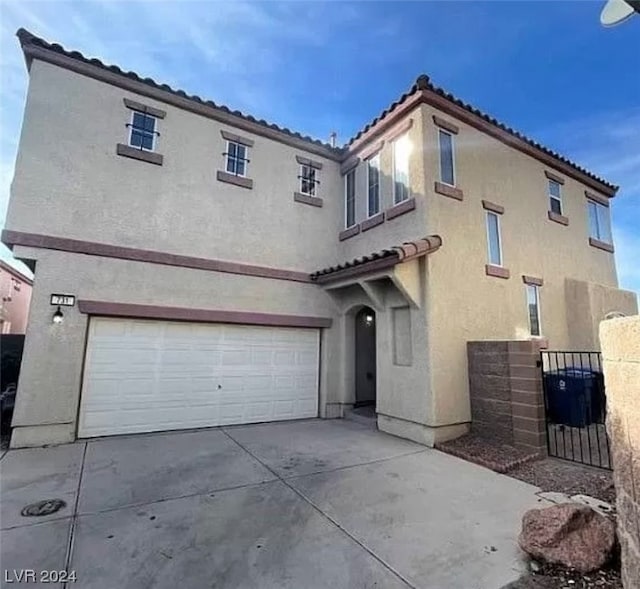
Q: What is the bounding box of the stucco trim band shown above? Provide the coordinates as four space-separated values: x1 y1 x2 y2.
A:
293 192 323 207
116 143 163 166
361 212 385 232
544 170 565 184
78 300 332 328
0 230 313 283
585 190 609 207
434 181 463 201
216 170 253 189
295 155 323 170
123 97 166 119
547 211 569 226
386 198 416 220
522 275 543 286
481 200 504 215
432 115 459 135
485 264 510 279
338 225 360 241
220 130 254 147
589 238 614 253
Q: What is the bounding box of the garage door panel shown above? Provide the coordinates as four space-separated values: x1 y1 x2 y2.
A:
79 317 320 437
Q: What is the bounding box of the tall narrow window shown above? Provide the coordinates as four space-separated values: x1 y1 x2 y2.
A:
128 111 158 151
548 180 562 215
225 141 249 177
588 200 612 243
367 154 380 217
486 211 502 266
345 169 356 228
439 129 455 186
526 284 541 336
299 164 318 196
393 135 411 204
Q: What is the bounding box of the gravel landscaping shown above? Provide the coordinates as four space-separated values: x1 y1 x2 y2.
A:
508 458 615 505
505 561 622 589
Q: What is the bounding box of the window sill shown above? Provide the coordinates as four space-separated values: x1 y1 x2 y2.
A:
589 237 614 253
386 197 416 220
216 171 253 189
293 192 323 208
116 144 163 166
485 264 510 279
339 224 360 241
529 336 549 350
434 181 463 201
361 212 385 232
548 211 569 226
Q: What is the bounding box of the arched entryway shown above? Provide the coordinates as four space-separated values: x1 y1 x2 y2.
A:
355 306 376 408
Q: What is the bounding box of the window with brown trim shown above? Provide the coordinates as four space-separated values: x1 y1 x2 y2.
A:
587 200 612 243
526 284 542 336
299 164 319 196
224 141 249 177
548 179 562 215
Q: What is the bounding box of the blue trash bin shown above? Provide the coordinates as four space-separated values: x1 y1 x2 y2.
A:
544 368 601 427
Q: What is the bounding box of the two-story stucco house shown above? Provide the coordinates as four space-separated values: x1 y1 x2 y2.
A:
3 29 636 449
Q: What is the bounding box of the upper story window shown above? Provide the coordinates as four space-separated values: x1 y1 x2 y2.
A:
438 129 455 186
225 141 249 177
367 154 381 217
127 111 158 152
345 169 356 229
548 180 562 215
393 134 411 204
588 200 612 243
486 211 502 266
526 284 541 336
299 164 319 197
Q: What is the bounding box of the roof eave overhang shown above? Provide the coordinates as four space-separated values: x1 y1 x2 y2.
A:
18 40 344 162
343 89 617 198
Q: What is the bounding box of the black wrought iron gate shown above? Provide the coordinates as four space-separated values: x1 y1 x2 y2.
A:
540 351 611 469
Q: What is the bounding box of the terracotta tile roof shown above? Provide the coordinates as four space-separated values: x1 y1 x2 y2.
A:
311 236 442 284
16 28 342 155
16 29 616 194
347 75 617 194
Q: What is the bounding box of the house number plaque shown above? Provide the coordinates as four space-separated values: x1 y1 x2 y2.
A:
50 294 76 307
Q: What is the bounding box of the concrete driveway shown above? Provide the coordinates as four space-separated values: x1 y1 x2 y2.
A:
0 419 544 589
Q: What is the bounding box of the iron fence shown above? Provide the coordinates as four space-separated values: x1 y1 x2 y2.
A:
540 351 611 469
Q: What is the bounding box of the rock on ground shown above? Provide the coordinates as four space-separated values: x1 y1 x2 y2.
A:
518 503 616 573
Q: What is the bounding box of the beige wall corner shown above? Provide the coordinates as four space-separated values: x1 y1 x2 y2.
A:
10 423 76 448
377 412 469 446
600 315 640 589
566 279 638 350
323 403 351 419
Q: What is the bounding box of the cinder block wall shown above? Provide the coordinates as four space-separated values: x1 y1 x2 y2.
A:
600 316 640 589
467 340 547 455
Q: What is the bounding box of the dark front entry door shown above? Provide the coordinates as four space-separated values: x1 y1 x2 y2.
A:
355 307 376 407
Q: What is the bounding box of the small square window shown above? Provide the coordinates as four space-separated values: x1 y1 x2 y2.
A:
225 141 248 177
299 164 318 196
128 111 157 151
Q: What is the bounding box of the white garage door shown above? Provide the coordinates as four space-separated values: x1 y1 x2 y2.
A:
78 317 319 437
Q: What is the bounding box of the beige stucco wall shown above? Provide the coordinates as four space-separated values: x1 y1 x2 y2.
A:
5 55 635 447
7 60 343 272
600 316 640 588
419 103 636 427
9 246 341 446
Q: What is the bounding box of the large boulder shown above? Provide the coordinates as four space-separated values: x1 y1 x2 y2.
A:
518 503 616 572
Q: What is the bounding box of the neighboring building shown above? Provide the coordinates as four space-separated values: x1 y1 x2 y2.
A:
2 29 636 448
0 259 33 335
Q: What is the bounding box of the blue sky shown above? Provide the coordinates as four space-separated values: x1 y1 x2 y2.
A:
0 1 638 295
